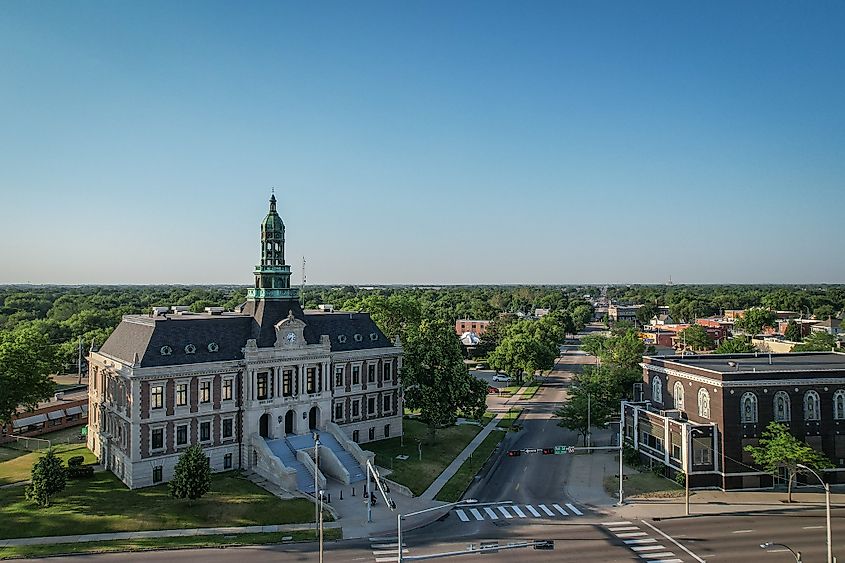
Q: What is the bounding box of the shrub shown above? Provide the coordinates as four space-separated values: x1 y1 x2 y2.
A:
25 449 67 507
674 471 686 487
67 455 85 468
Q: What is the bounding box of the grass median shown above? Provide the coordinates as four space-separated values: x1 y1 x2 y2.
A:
0 471 330 540
604 471 683 498
0 529 343 559
366 419 482 496
496 408 523 429
434 430 506 502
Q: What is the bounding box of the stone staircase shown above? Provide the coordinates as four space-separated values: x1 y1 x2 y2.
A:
287 432 366 484
264 437 316 493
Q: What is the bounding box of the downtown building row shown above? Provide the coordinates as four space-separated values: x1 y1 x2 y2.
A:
87 196 402 489
623 352 845 490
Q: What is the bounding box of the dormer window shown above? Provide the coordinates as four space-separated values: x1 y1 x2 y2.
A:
354 334 363 342
208 342 219 353
369 333 378 341
185 344 196 354
338 335 348 343
160 346 172 356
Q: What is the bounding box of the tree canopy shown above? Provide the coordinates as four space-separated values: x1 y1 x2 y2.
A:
735 307 777 336
678 324 714 351
25 449 67 507
170 444 212 501
792 331 838 352
714 337 756 354
0 325 56 425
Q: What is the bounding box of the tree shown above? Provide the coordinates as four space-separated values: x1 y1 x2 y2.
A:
25 449 67 507
170 444 212 501
0 324 56 426
735 307 777 336
744 422 832 502
714 337 756 354
488 333 556 385
554 368 614 445
783 320 803 343
792 331 838 352
401 319 487 439
678 324 714 351
636 303 658 326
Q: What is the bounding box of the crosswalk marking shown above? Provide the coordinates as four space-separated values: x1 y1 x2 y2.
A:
644 560 682 563
539 504 555 516
512 505 527 518
483 507 499 519
631 545 667 552
469 508 484 521
456 509 469 522
624 538 658 545
609 526 640 531
370 538 407 563
616 532 647 538
565 503 583 515
552 503 568 516
497 506 513 519
640 553 677 559
525 505 542 517
604 521 632 526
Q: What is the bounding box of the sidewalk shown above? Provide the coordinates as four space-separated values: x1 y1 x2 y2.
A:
0 522 342 548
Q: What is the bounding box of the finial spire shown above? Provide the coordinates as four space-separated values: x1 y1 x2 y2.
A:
269 189 277 211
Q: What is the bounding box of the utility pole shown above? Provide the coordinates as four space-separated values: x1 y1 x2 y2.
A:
586 393 591 449
77 335 82 384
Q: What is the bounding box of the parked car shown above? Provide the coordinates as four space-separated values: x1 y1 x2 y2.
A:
492 374 511 382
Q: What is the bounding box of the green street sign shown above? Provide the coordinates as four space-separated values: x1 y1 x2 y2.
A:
554 445 565 455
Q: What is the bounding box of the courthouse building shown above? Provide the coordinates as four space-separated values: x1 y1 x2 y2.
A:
88 195 403 490
624 352 845 490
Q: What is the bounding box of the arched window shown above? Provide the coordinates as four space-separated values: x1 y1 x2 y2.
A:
673 381 684 411
652 376 663 404
740 392 758 423
834 390 845 420
804 390 820 421
697 388 710 419
773 391 791 422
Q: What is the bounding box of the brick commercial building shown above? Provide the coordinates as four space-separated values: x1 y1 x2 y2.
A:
2 388 88 444
88 195 403 490
624 352 845 490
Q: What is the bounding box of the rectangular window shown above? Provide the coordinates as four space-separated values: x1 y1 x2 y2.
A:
384 363 391 381
200 381 211 403
153 465 163 483
368 397 376 415
151 428 164 450
307 368 317 394
335 367 344 387
368 427 375 441
383 395 392 413
176 424 188 446
224 453 233 469
282 370 293 397
352 430 359 443
352 366 360 385
257 373 268 400
384 424 390 438
352 401 360 417
222 418 233 439
200 421 211 442
334 403 343 421
222 379 233 401
368 364 376 383
176 383 188 407
151 385 164 410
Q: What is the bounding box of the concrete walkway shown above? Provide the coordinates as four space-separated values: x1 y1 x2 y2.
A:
419 414 502 501
0 522 342 548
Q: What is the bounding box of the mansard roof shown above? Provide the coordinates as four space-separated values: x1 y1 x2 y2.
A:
303 310 393 352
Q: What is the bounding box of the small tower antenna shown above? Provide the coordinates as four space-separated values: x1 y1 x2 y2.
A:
301 256 306 294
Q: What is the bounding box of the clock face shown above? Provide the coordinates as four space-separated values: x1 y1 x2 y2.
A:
286 331 297 343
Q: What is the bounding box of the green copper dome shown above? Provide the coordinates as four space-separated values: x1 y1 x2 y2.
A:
261 194 285 235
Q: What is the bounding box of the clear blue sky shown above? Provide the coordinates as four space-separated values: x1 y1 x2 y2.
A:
2 1 843 285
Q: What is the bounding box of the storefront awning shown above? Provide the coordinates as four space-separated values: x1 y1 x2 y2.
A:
65 406 83 416
47 410 65 420
12 414 48 428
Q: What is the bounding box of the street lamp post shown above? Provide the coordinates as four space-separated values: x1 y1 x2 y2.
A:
760 542 801 562
606 417 624 506
796 464 832 563
314 433 320 539
397 499 481 563
318 489 325 563
685 427 704 516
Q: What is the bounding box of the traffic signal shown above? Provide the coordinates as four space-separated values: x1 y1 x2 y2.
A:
533 540 555 550
507 450 521 457
542 448 554 455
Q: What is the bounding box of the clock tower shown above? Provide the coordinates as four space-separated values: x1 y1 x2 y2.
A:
247 193 298 301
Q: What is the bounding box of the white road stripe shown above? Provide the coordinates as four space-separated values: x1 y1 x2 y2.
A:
455 509 469 522
525 505 542 517
469 508 484 521
565 503 583 515
609 526 641 531
604 521 632 526
642 519 706 563
539 504 556 516
497 506 513 519
375 558 397 563
642 559 682 563
512 505 527 518
553 503 568 516
804 525 825 529
484 507 499 520
631 545 667 552
373 550 408 555
616 532 648 538
624 538 658 545
371 543 405 549
640 553 677 559
731 529 753 534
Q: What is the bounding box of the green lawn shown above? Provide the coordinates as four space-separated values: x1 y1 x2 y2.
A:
366 419 482 496
496 408 523 429
435 430 506 502
521 381 542 399
0 471 329 540
0 529 343 559
0 443 96 485
604 471 684 499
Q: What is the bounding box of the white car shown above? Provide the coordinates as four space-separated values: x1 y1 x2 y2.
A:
492 374 511 382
